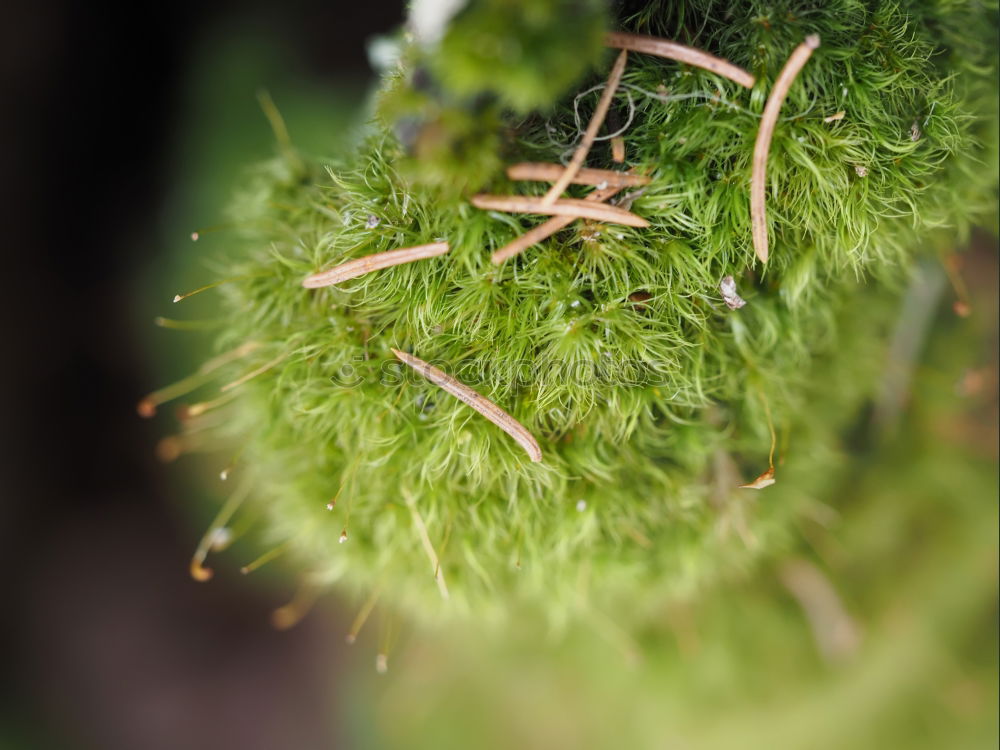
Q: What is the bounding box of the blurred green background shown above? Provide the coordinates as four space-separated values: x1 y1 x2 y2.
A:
1 1 995 748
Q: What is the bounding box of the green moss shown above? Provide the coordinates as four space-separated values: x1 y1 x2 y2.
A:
176 0 997 627
431 0 609 112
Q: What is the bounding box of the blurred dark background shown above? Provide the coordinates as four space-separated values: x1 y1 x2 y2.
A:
0 2 403 748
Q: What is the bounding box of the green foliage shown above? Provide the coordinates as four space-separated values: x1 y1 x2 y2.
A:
180 0 997 627
366 264 999 749
430 0 609 112
376 0 607 192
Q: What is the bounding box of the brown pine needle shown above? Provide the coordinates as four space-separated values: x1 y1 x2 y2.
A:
403 489 449 600
471 194 648 228
605 32 755 89
391 348 543 463
302 241 450 288
540 49 629 206
506 162 649 187
490 185 622 264
751 35 820 263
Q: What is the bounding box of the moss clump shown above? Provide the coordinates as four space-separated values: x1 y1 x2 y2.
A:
174 0 996 628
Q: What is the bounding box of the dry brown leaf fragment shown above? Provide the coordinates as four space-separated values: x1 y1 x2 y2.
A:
719 275 747 310
739 466 775 490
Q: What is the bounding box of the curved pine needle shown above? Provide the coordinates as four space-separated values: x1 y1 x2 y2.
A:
491 185 622 264
506 162 650 187
540 49 629 206
471 194 648 228
605 31 755 89
302 241 450 288
751 35 820 263
391 348 543 463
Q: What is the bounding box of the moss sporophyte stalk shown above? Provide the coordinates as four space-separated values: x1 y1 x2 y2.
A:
142 0 997 655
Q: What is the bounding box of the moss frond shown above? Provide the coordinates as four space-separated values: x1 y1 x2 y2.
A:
166 0 998 627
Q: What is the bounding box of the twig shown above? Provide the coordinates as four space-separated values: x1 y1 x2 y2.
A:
605 31 755 89
302 241 450 288
751 35 820 263
391 348 543 462
471 194 648 227
506 162 649 187
540 49 629 206
491 185 622 264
